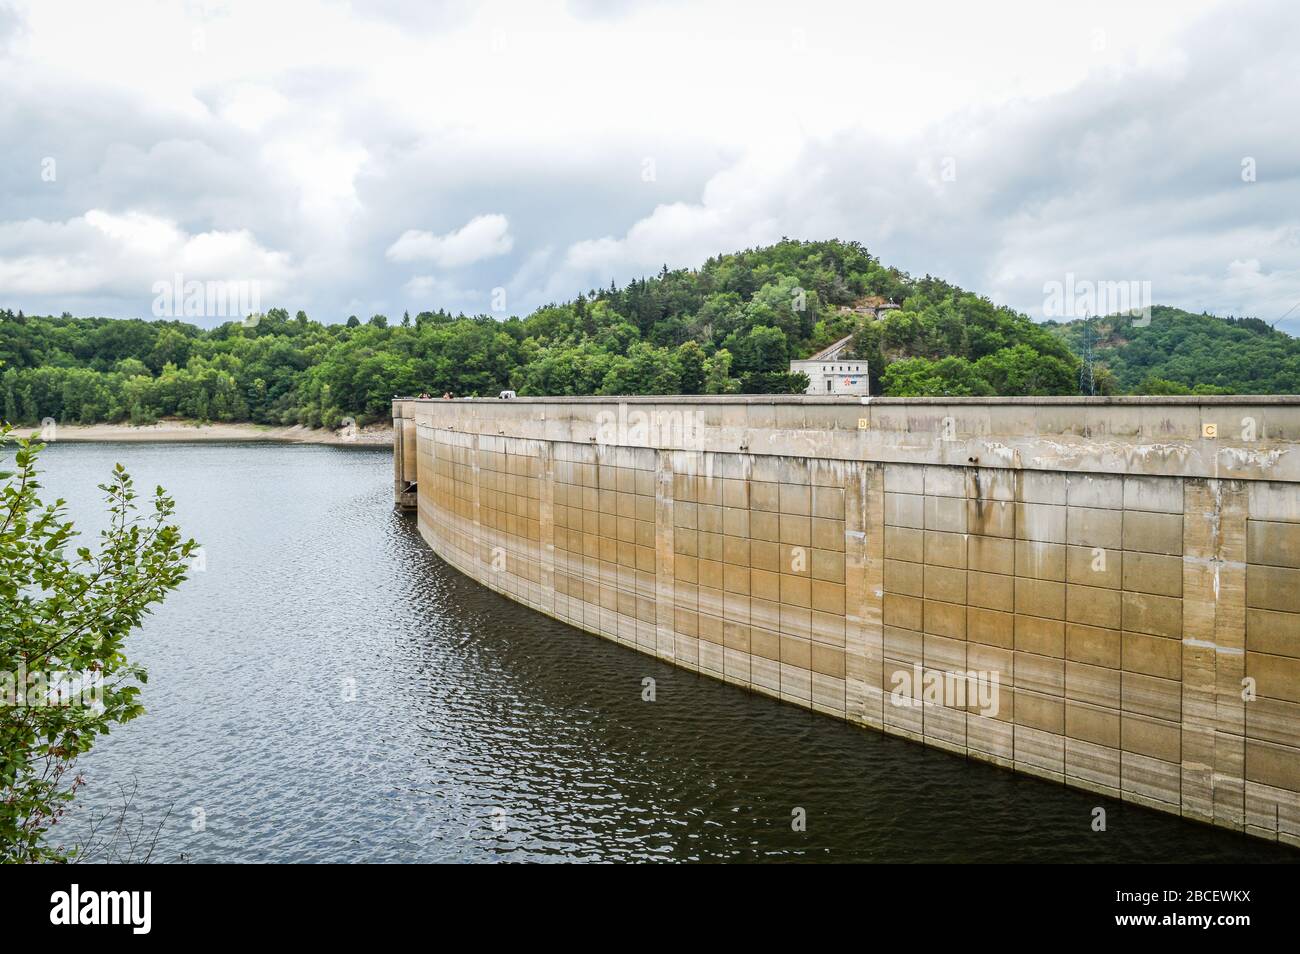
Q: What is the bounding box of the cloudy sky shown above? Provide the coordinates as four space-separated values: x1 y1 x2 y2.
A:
1 0 1297 330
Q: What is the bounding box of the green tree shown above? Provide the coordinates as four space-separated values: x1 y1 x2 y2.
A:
723 325 788 375
973 344 1077 396
675 341 707 394
0 429 196 862
882 356 994 396
599 342 681 395
703 348 741 394
146 328 192 374
1136 376 1192 395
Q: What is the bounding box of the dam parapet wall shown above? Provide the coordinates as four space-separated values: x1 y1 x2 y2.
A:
394 395 1300 845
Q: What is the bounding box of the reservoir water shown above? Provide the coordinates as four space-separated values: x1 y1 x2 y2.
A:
32 442 1299 863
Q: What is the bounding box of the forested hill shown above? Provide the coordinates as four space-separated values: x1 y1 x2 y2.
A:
1047 306 1300 395
0 239 1293 428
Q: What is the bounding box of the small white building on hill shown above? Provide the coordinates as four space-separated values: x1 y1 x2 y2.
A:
790 335 869 396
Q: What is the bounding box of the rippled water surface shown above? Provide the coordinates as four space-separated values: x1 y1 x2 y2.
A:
32 442 1299 863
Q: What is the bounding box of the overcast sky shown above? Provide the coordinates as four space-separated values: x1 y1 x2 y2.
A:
1 0 1297 331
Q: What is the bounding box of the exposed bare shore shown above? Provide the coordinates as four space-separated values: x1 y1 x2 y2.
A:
25 420 392 446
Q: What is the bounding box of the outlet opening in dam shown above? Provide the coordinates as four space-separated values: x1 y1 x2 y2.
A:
393 394 1300 848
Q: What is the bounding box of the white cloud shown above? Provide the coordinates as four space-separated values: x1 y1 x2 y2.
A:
0 209 292 301
552 146 799 296
1 0 1297 333
215 83 293 134
386 214 514 268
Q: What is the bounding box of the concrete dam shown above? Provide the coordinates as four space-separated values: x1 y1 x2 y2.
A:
393 394 1300 846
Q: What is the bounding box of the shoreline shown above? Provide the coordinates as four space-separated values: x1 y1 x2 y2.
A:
14 420 393 446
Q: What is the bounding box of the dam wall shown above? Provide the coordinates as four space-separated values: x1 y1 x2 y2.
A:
394 395 1300 845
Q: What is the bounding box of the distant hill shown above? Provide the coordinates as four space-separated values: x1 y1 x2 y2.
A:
0 240 1295 428
1047 307 1300 395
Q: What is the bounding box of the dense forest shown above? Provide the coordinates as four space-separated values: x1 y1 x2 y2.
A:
0 240 1293 428
1048 306 1300 396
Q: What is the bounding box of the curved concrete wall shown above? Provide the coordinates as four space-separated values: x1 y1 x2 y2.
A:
395 395 1300 845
